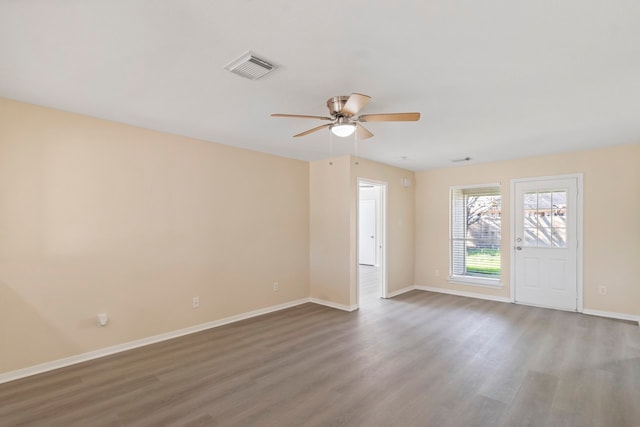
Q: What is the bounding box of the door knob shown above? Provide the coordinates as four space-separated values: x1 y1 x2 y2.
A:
370 236 374 239
516 246 522 250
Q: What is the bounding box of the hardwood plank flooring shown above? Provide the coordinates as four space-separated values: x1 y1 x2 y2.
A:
1 289 639 426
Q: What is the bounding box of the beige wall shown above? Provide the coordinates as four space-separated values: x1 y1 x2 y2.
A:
2 95 636 377
415 143 640 316
0 99 310 374
309 156 352 306
309 155 415 308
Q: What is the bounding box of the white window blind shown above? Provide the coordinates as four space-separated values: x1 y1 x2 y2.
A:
450 185 502 283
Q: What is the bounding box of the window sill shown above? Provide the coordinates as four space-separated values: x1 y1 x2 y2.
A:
448 275 503 289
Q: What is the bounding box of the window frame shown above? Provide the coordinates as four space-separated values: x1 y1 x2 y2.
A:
449 183 503 288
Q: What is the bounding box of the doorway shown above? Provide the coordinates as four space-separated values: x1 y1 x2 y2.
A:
511 174 583 311
357 179 387 306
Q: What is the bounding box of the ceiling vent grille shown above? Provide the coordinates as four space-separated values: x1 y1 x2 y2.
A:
225 52 276 80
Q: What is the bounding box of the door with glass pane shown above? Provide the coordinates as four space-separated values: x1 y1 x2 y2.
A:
513 177 578 310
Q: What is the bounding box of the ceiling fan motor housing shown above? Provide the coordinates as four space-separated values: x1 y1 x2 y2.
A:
327 96 350 117
271 92 419 139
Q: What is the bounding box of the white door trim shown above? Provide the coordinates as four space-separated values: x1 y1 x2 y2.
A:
509 173 584 312
357 178 388 301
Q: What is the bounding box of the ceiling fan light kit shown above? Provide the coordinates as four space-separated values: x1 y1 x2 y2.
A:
331 118 356 137
272 93 420 139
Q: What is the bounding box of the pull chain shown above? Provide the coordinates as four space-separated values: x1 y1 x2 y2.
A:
329 130 334 166
354 126 359 166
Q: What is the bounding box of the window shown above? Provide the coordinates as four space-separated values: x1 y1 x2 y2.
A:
450 185 502 286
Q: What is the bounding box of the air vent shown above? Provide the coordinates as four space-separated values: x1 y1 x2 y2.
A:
224 52 276 80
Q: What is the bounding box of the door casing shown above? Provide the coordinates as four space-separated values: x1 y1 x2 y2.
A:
357 178 388 301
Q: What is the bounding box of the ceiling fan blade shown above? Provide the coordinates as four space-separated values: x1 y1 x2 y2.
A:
293 123 332 138
272 114 332 121
358 112 421 122
356 123 374 139
341 93 371 116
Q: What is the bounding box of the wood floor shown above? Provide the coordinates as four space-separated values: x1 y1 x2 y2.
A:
1 284 639 426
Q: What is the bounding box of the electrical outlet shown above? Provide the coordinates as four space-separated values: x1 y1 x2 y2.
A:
434 269 440 277
273 282 279 292
192 296 200 308
598 286 607 295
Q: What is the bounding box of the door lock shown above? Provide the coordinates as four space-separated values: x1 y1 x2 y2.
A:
516 246 522 250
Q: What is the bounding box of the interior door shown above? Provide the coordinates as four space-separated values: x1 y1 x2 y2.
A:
359 199 376 266
514 177 578 311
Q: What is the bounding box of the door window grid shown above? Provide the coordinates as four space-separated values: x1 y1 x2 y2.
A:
523 191 567 248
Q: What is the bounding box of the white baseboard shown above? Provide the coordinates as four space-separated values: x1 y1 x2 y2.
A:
582 309 640 326
415 286 639 326
309 298 358 312
386 285 417 298
5 295 634 386
0 298 311 385
415 285 511 303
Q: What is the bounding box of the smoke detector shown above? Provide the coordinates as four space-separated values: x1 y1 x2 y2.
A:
224 51 276 80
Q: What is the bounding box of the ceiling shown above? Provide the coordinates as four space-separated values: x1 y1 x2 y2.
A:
1 0 639 171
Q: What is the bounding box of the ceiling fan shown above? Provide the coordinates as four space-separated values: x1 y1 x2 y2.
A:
271 93 420 139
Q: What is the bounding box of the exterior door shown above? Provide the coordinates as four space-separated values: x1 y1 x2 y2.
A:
513 177 579 311
359 199 376 266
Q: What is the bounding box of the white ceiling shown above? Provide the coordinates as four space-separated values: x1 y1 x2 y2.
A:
1 0 639 171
